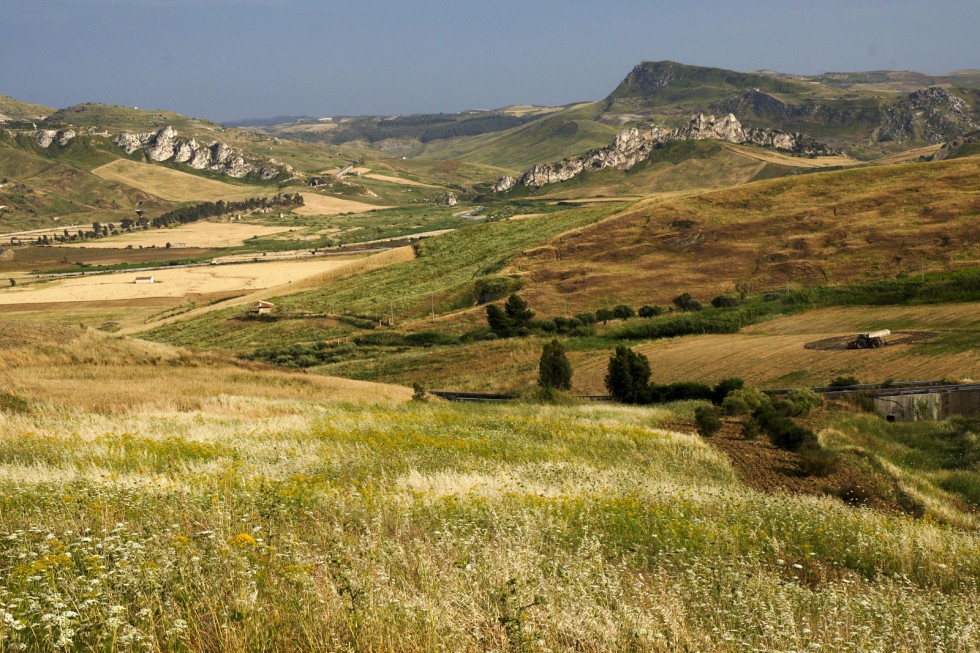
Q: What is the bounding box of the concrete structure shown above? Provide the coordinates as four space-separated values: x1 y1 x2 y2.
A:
249 300 275 316
874 385 980 422
134 276 155 284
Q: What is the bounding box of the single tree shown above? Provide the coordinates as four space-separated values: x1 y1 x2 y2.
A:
604 346 651 404
538 339 572 391
612 304 636 320
503 294 534 327
486 304 512 337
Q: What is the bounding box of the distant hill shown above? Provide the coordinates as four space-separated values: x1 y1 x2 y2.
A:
0 95 53 123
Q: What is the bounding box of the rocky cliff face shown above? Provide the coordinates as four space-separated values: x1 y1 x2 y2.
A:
32 129 76 148
113 126 291 180
494 113 835 192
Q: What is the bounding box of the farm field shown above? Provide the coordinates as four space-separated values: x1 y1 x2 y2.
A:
0 255 364 305
0 332 976 650
64 222 291 249
91 159 269 202
295 192 392 215
362 172 443 187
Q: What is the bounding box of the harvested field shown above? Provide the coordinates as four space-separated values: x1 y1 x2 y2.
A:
363 172 442 187
0 256 364 305
571 304 980 391
721 143 857 168
295 192 391 215
0 245 215 274
91 159 267 202
66 222 290 249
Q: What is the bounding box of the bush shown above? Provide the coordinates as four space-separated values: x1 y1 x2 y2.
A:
672 293 703 312
799 445 840 477
0 392 31 415
741 419 761 439
829 375 860 388
757 410 817 451
538 339 572 391
604 346 651 404
612 304 636 319
694 405 723 437
711 378 745 405
722 387 772 415
575 312 597 325
649 382 713 403
638 305 664 318
595 308 615 324
710 295 740 308
784 388 822 416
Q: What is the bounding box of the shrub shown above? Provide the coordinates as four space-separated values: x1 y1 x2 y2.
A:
672 293 703 312
649 382 713 403
829 375 860 388
0 392 31 415
612 304 636 319
799 445 840 477
741 419 761 439
722 387 772 415
638 305 664 318
538 339 572 391
758 411 817 451
574 311 596 325
604 346 651 404
785 388 822 416
711 378 745 405
694 405 722 437
710 295 740 308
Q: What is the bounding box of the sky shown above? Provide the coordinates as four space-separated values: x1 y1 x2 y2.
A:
1 0 977 122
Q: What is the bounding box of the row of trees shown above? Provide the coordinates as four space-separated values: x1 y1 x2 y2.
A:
151 193 303 229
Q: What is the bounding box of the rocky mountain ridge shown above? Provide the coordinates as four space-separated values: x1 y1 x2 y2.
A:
113 126 291 180
493 113 835 192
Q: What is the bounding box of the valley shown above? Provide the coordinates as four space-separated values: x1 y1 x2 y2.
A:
0 56 978 651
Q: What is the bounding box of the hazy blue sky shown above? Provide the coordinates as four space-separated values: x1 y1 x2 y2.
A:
1 0 977 122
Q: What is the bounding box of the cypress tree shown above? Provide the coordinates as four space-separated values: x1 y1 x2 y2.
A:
538 339 572 391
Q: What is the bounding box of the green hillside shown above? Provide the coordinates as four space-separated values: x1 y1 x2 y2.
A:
0 94 53 122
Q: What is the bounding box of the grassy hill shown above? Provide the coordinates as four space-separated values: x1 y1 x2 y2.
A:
0 94 53 123
0 330 976 650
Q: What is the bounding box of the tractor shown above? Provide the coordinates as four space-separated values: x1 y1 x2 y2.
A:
847 329 890 349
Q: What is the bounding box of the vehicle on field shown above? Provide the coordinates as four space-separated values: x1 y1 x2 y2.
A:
847 329 890 349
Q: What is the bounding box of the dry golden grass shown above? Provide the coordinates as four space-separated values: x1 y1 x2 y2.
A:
91 159 268 202
0 330 411 412
362 172 442 187
511 157 980 316
294 192 391 215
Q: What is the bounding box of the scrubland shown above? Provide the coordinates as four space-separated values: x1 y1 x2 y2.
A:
0 335 977 651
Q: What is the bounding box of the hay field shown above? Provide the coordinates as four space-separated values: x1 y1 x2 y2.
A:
92 159 268 202
0 256 364 305
66 222 290 249
295 192 391 215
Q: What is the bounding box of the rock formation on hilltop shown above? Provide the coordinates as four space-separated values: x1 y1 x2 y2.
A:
929 130 980 161
113 126 291 180
493 113 835 192
874 87 979 144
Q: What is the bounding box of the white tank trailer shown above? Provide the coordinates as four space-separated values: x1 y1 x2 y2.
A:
847 329 890 349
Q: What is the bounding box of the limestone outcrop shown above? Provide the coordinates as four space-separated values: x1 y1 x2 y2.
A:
113 126 290 180
32 129 76 148
929 130 980 161
494 113 834 191
875 87 978 144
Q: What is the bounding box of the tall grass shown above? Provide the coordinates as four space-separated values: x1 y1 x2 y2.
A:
0 395 976 651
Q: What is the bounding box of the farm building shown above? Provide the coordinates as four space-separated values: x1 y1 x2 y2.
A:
249 300 275 316
134 276 155 284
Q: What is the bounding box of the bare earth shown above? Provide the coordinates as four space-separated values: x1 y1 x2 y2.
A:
295 193 391 215
363 173 442 188
91 160 267 202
